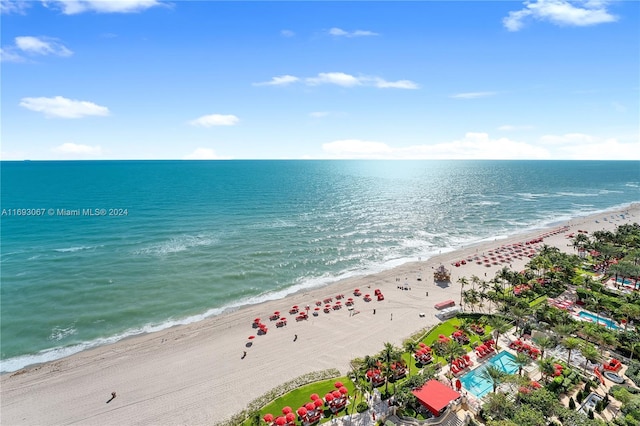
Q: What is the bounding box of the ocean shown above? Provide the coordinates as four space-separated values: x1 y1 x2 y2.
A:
1 160 638 372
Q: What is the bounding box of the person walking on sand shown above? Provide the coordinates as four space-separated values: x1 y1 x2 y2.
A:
390 313 393 321
293 334 298 342
106 392 117 403
242 351 247 359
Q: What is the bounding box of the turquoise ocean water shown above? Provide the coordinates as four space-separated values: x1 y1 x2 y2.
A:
1 160 638 372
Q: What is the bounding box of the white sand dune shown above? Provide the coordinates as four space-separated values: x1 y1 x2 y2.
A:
1 205 637 425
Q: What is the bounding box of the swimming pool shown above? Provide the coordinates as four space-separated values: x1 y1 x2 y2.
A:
460 351 518 398
578 311 620 330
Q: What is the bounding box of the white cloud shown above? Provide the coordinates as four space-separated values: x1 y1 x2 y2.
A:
183 148 222 160
53 142 102 155
43 0 162 14
539 133 639 159
280 29 295 37
503 0 618 31
20 96 110 118
328 27 379 37
306 72 362 87
1 0 30 14
373 78 419 89
255 72 419 90
0 47 25 62
321 133 550 159
252 75 300 86
15 36 73 57
450 91 496 99
189 114 239 127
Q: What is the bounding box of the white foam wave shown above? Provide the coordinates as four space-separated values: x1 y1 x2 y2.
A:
472 201 501 206
556 191 599 197
48 324 77 342
54 246 97 253
134 234 217 256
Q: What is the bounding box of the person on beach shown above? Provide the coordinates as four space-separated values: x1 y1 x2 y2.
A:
373 309 376 315
106 392 116 403
390 313 393 321
242 351 247 359
293 334 298 342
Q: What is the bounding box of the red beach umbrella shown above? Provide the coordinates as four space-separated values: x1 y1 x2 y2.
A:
297 407 308 416
325 393 334 401
314 307 320 311
314 398 324 407
264 413 274 422
305 402 315 411
282 406 292 414
254 318 261 323
310 393 319 400
285 412 295 422
334 381 343 388
339 386 348 394
248 335 255 340
332 390 341 398
275 416 286 426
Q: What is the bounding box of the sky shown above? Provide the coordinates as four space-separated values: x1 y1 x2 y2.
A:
1 0 639 160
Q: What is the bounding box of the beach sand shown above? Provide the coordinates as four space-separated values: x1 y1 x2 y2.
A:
1 205 638 425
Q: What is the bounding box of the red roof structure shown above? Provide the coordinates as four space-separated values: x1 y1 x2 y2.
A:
412 380 461 417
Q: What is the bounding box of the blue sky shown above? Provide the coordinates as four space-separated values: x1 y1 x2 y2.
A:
1 0 639 160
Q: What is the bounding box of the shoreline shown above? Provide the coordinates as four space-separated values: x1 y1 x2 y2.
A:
2 202 636 375
1 204 638 425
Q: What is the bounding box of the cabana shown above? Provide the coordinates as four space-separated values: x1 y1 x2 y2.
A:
412 380 461 417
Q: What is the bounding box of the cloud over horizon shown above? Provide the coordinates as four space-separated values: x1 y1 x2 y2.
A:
52 142 102 156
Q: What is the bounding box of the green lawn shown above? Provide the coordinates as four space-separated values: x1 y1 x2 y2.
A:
241 376 355 425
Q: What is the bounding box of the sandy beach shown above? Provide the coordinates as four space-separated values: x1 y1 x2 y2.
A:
1 205 638 426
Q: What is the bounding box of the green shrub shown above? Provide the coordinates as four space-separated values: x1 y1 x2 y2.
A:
577 390 584 403
584 381 592 393
569 397 576 410
356 402 369 413
588 409 594 419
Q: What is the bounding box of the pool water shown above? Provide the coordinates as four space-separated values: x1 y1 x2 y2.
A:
460 351 518 398
578 311 620 329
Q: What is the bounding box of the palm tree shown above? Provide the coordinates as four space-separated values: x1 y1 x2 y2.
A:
488 316 512 348
532 335 555 359
509 305 530 335
361 354 379 393
513 352 531 376
579 343 601 375
619 303 640 331
562 337 581 366
458 276 468 309
479 365 507 393
380 342 401 395
443 340 466 374
537 358 556 383
403 340 419 377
